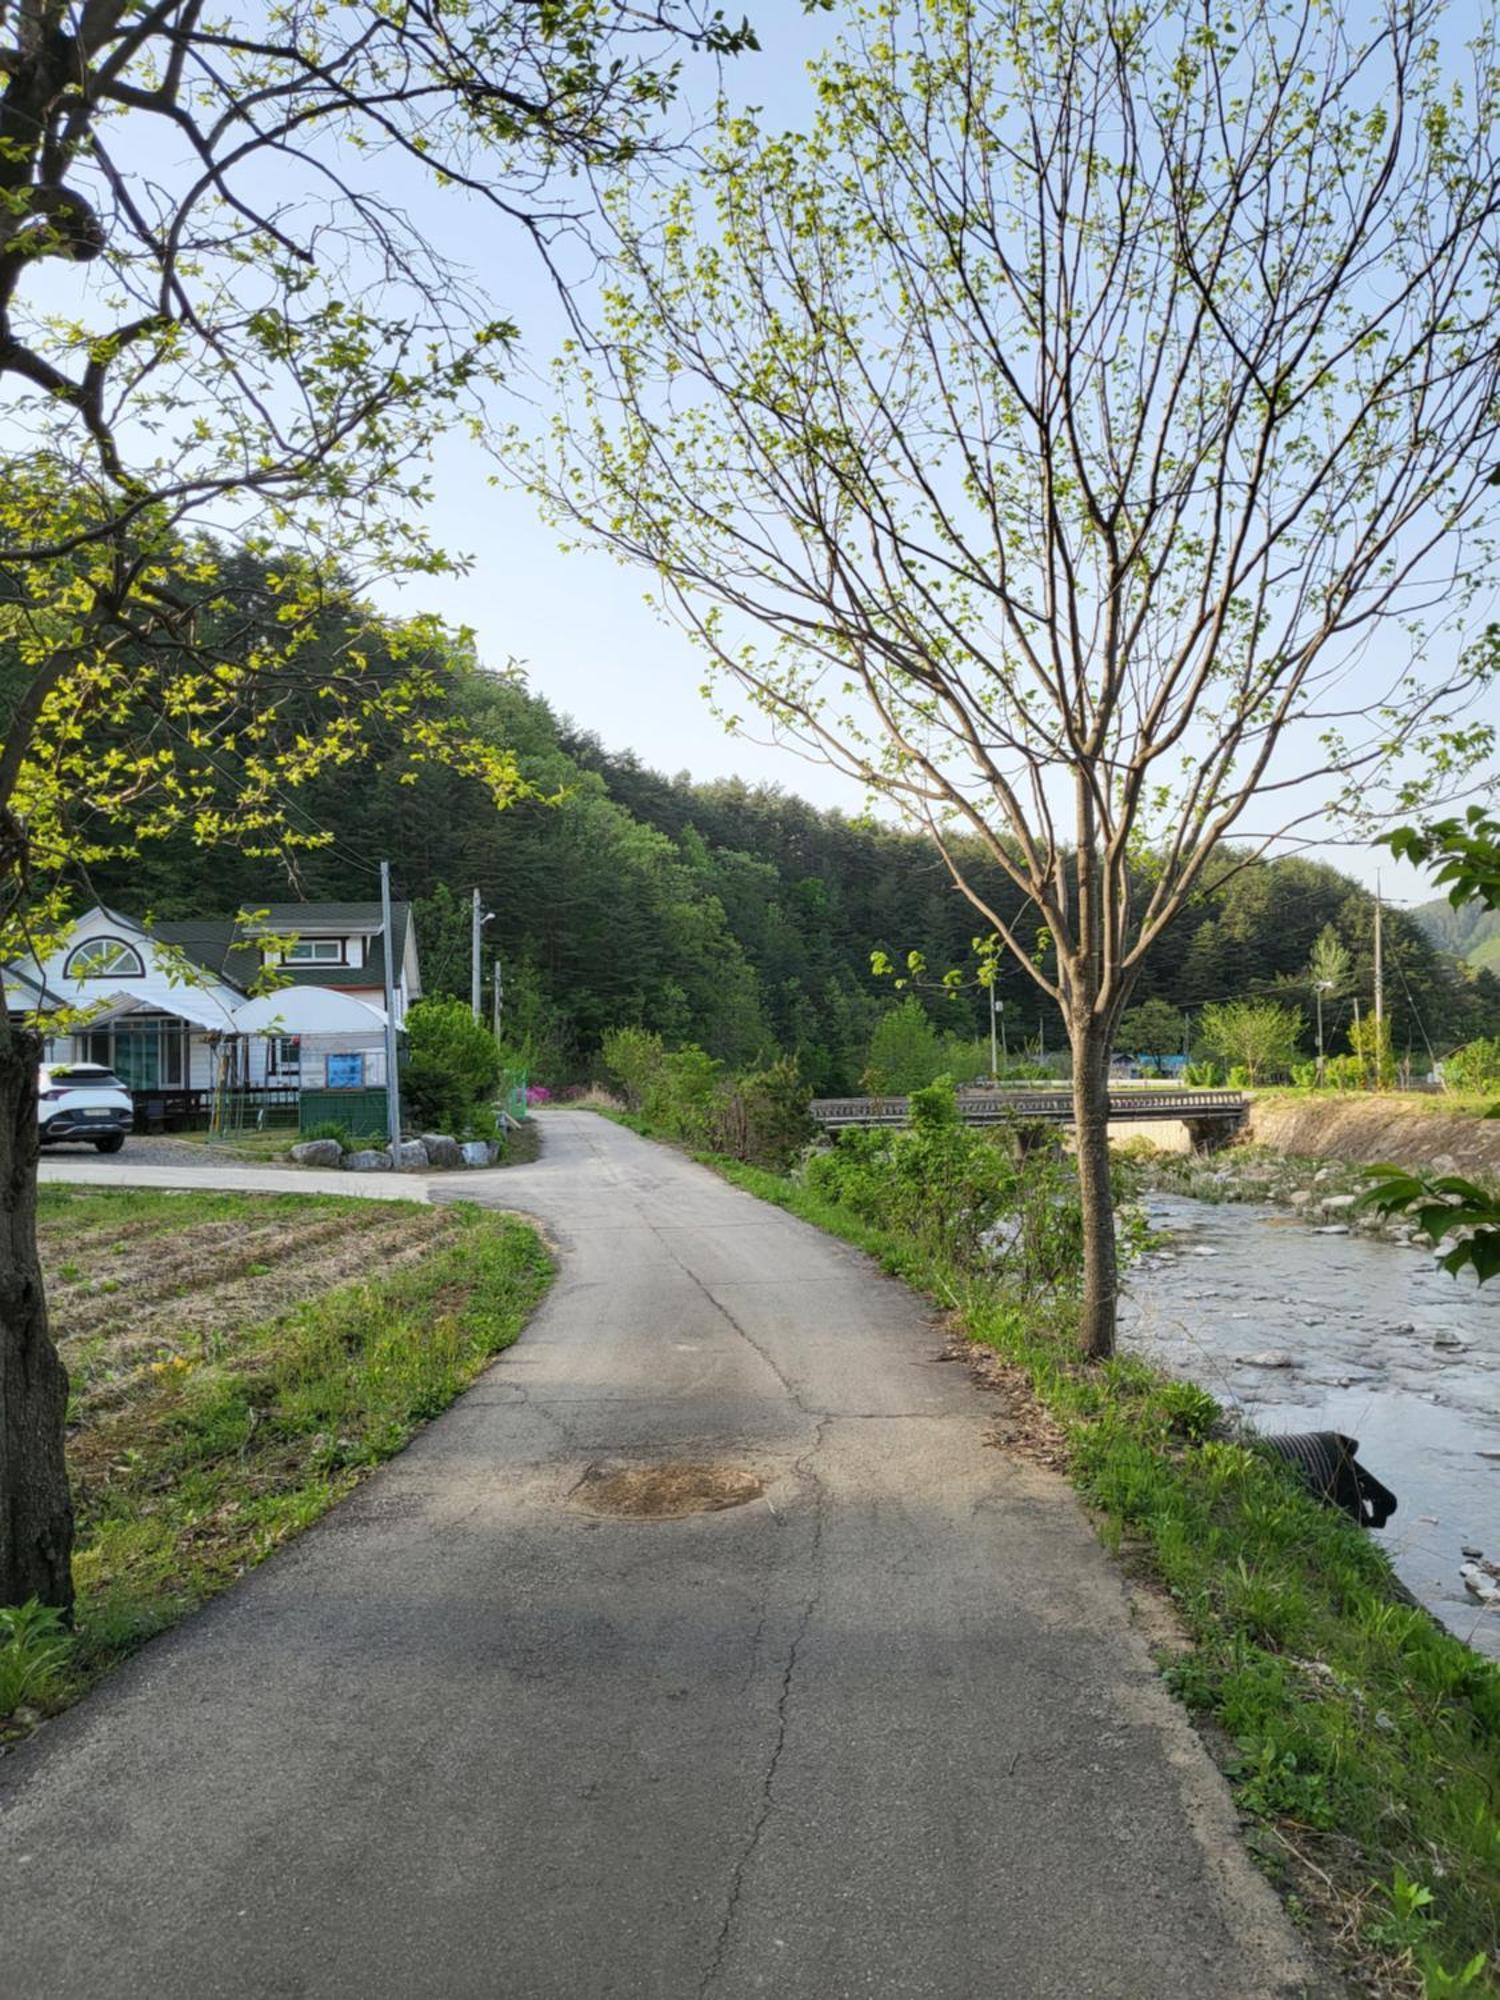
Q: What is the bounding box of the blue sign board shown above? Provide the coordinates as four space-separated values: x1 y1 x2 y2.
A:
325 1052 366 1089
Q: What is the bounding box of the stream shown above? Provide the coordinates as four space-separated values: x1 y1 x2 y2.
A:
1122 1193 1500 1658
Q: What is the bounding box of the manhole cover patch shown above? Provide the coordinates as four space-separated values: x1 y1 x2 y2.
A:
571 1460 764 1520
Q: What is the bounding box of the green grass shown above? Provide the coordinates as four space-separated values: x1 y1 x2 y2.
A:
1253 1086 1500 1120
680 1142 1500 1999
7 1189 551 1730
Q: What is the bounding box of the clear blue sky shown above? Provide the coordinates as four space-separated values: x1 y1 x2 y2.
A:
366 0 1490 914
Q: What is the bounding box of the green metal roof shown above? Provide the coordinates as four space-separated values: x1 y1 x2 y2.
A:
153 902 413 996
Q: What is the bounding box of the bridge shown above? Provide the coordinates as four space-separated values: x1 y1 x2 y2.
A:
809 1087 1249 1142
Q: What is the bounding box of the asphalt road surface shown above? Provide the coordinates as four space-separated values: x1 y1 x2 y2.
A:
2 1112 1317 1998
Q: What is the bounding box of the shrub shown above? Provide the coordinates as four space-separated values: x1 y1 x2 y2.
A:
0 1600 73 1718
1288 1062 1320 1090
299 1120 354 1152
1444 1036 1500 1093
1325 1053 1366 1090
600 1026 666 1111
713 1058 815 1170
644 1046 721 1144
402 998 502 1133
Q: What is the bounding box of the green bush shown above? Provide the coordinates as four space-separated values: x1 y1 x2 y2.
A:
862 999 990 1092
1444 1036 1500 1093
402 998 502 1133
299 1120 354 1152
644 1046 721 1144
1288 1062 1320 1089
0 1600 73 1716
600 1026 666 1111
803 1078 1094 1286
1325 1053 1366 1090
713 1057 814 1170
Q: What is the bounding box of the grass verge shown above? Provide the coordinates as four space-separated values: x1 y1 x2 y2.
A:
3 1187 550 1734
610 1119 1500 1999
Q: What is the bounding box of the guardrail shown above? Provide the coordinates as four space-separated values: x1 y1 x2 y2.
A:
809 1089 1249 1129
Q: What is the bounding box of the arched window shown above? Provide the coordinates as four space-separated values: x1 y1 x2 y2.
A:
64 936 145 981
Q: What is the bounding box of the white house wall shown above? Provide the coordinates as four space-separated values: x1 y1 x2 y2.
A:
33 907 242 1030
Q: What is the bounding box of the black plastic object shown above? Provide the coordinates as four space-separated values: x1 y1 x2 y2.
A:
1260 1431 1397 1529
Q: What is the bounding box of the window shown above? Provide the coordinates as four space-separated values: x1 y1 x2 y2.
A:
268 1036 301 1077
162 1023 186 1087
283 938 345 965
64 936 145 980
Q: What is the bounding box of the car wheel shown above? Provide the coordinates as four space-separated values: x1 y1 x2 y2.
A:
93 1135 125 1155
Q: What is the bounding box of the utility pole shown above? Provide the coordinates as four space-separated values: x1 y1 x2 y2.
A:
492 957 503 1044
380 861 402 1148
1373 874 1385 1059
471 886 482 1023
988 981 998 1077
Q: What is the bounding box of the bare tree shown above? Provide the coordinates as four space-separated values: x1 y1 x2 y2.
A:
526 0 1500 1357
0 0 753 1609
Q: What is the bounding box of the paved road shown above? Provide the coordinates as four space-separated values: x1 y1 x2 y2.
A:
3 1112 1316 1998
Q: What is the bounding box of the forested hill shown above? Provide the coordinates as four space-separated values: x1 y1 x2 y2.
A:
1413 896 1500 975
91 669 1500 1089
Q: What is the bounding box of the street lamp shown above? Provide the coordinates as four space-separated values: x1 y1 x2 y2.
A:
471 888 494 1022
987 986 1007 1078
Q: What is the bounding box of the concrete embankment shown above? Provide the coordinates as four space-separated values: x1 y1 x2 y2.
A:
1247 1094 1500 1181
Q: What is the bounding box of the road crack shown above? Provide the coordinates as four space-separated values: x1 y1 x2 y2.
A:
697 1416 830 1997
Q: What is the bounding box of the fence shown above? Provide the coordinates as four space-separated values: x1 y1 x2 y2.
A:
133 1086 300 1135
500 1069 530 1124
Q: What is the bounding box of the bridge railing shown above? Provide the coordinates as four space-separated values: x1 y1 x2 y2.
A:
809 1089 1247 1127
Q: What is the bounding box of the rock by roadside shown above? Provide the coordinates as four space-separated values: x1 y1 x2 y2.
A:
289 1131 506 1174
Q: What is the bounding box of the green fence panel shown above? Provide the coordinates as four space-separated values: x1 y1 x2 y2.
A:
299 1088 390 1138
499 1068 529 1123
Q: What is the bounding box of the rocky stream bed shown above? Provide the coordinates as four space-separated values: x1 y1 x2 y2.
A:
1124 1151 1500 1657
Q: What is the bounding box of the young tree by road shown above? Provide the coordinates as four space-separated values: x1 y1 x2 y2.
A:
1307 928 1353 1081
1195 1001 1305 1087
528 0 1500 1357
0 0 753 1611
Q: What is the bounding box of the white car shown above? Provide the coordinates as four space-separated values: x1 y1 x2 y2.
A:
37 1063 133 1153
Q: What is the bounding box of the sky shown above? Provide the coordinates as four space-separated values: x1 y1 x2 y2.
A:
349 0 1494 917
29 0 1492 917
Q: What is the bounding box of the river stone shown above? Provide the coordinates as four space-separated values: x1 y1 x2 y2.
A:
290 1138 343 1169
1238 1350 1297 1368
421 1133 464 1170
460 1140 492 1168
1313 1224 1350 1235
1320 1193 1358 1212
394 1140 429 1171
1289 1189 1314 1206
344 1148 392 1172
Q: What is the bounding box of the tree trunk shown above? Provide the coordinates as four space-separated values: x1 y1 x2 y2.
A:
0 1019 73 1611
1070 1024 1118 1361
